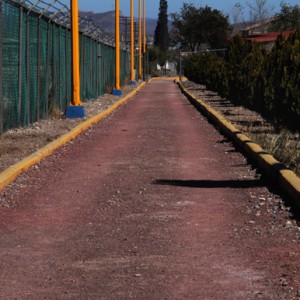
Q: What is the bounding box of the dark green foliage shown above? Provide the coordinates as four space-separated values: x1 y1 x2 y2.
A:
184 53 228 97
171 4 229 51
184 30 300 131
154 0 169 65
265 28 300 129
226 36 266 110
200 6 229 49
271 2 300 31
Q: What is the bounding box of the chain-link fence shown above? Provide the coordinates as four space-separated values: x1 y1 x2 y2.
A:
0 0 130 132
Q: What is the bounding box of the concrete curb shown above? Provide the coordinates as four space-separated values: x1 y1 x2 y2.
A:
0 82 146 192
177 81 300 209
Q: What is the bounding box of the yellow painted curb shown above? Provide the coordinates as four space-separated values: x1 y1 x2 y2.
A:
0 82 146 192
177 81 300 209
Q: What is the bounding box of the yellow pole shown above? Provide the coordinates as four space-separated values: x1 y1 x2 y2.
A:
138 0 142 80
129 0 136 84
113 0 122 95
143 0 146 80
143 0 146 54
71 0 81 106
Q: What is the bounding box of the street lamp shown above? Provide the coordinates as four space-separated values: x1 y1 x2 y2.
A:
112 0 122 95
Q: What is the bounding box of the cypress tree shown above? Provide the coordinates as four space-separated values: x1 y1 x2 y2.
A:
154 0 169 65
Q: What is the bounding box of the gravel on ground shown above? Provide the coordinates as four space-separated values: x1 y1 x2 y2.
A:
0 79 299 299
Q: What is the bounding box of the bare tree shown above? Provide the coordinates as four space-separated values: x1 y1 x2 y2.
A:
232 2 245 25
247 0 274 21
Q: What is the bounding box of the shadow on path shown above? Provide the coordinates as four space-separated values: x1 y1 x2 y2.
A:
153 179 265 189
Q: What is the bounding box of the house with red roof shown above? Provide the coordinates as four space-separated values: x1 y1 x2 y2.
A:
231 18 295 50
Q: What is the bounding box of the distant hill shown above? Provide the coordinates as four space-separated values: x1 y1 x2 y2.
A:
79 10 157 35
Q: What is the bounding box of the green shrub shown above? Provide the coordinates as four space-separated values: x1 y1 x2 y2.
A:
184 29 300 131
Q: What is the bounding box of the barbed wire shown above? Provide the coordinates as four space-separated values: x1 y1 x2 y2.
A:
10 0 125 48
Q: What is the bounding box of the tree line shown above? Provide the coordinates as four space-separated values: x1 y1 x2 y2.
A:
152 1 300 63
184 29 300 131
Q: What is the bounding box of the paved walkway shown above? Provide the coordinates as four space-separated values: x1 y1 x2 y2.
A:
0 79 299 299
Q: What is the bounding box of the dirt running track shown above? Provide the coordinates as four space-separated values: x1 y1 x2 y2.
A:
0 79 299 299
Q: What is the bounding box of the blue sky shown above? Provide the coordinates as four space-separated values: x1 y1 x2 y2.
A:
63 0 299 19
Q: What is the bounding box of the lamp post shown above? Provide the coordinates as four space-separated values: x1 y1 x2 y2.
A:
66 0 85 118
129 0 136 84
112 0 122 95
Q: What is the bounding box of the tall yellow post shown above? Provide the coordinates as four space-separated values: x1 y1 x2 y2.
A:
138 0 142 80
71 0 81 105
143 0 146 80
129 0 136 84
113 0 122 95
66 0 85 118
143 0 146 54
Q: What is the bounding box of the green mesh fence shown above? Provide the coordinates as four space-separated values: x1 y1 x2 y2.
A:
20 9 28 127
39 18 48 120
2 0 20 130
0 0 130 132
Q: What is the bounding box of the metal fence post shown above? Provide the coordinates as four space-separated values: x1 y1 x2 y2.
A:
0 0 3 133
98 43 103 95
18 7 23 126
65 29 69 103
179 52 182 82
90 39 93 96
96 42 99 95
52 22 56 108
26 14 30 124
45 21 51 119
58 25 62 109
37 17 41 120
82 35 86 99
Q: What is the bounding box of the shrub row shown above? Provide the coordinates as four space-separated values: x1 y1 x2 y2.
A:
184 28 300 131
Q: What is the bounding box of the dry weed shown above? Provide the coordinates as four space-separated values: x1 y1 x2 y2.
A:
183 81 300 177
249 130 300 175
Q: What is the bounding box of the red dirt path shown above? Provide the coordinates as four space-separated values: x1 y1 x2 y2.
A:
0 79 299 299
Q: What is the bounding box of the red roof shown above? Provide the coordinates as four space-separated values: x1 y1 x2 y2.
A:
244 30 294 43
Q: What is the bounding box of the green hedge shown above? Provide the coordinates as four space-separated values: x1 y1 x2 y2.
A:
184 28 300 131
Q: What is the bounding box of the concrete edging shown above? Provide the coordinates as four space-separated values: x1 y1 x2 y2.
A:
177 81 300 209
0 82 146 192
